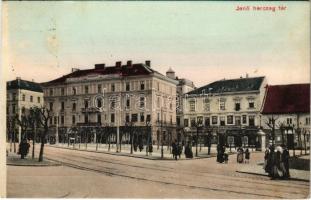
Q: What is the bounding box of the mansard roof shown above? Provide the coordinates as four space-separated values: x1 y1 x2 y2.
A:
261 84 310 114
187 76 265 95
42 63 165 85
7 78 43 93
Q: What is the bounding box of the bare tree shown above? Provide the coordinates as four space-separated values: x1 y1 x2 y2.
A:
37 106 52 162
7 116 17 153
264 115 279 145
194 118 203 157
15 112 30 142
28 107 41 159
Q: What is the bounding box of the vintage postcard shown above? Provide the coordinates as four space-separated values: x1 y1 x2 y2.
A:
1 1 310 198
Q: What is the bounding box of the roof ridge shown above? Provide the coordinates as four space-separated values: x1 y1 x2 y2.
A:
268 83 309 87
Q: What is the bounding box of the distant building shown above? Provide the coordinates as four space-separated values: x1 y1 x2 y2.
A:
41 61 178 146
183 76 267 149
7 77 44 142
261 84 310 151
165 68 196 142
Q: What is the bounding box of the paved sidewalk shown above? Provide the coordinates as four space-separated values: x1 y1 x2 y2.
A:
48 143 221 160
6 152 61 166
236 162 310 182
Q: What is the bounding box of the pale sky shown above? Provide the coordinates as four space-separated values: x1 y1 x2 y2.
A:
2 1 310 87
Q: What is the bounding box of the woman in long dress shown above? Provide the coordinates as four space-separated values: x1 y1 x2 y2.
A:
237 147 244 163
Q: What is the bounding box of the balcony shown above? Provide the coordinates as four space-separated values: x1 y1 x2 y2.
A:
81 107 100 113
76 122 101 127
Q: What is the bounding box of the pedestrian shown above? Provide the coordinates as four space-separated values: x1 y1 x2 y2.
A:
148 143 153 156
282 146 290 179
185 142 193 159
172 141 178 160
237 147 244 163
19 139 30 159
216 144 221 163
267 145 275 177
272 146 284 179
264 148 270 172
133 143 138 152
224 148 229 164
222 146 226 163
139 143 143 152
178 143 182 159
245 148 250 163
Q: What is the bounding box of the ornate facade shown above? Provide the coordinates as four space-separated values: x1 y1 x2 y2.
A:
183 76 267 149
41 61 178 146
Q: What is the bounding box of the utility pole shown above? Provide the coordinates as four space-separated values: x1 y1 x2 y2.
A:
161 109 164 159
116 109 120 153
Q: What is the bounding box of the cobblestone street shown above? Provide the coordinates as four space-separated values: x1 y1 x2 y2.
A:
7 145 310 198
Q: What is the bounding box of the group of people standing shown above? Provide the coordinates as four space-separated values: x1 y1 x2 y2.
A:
171 141 194 160
237 147 250 164
216 145 229 163
18 139 30 159
264 145 290 179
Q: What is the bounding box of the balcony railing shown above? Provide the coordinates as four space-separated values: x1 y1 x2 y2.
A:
81 107 100 113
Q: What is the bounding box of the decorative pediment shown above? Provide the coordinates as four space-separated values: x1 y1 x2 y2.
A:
233 96 242 101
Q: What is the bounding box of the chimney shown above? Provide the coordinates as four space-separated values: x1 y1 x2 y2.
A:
127 60 132 67
71 68 80 73
16 77 21 85
166 68 175 79
145 60 151 67
95 63 105 69
116 61 122 68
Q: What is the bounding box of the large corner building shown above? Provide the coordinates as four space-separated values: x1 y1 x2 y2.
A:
41 61 178 146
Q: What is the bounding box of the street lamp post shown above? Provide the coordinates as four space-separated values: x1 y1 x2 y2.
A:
161 110 164 159
127 121 135 154
145 121 151 156
55 111 59 145
195 119 203 157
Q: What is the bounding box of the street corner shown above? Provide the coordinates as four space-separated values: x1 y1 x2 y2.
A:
6 152 61 167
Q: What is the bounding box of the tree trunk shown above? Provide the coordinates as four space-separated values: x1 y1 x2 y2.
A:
300 133 303 155
108 133 111 151
38 139 45 162
10 132 12 152
119 134 122 152
13 132 16 153
96 133 98 151
32 126 36 159
38 127 47 162
304 133 307 155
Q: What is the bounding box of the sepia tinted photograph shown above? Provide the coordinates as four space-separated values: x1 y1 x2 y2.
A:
1 1 310 198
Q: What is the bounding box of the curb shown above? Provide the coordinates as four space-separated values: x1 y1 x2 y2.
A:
236 170 309 182
6 161 61 167
6 156 62 167
48 145 217 161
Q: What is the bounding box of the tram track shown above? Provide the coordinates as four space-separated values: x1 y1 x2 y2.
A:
43 147 308 199
46 147 309 188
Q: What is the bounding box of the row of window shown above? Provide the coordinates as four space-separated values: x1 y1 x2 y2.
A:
270 117 311 126
47 81 148 96
9 93 41 103
156 113 174 124
50 113 151 125
48 97 146 111
188 98 255 112
184 115 256 127
156 96 173 110
46 80 176 97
